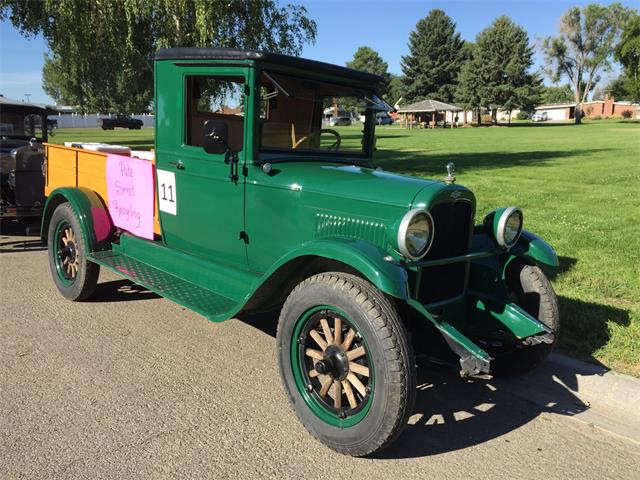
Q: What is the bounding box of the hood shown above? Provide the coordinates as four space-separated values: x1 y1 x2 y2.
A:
265 162 442 208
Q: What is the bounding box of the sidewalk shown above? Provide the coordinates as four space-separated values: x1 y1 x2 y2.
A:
496 352 640 443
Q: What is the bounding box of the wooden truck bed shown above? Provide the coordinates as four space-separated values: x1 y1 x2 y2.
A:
44 143 161 235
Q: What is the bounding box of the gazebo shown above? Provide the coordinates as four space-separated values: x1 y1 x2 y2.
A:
396 99 463 129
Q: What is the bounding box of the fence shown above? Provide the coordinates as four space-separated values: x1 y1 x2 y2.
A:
51 114 155 129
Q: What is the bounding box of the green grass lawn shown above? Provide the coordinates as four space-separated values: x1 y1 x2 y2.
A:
52 121 640 375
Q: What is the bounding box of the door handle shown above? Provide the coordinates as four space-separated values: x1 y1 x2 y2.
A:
168 160 185 170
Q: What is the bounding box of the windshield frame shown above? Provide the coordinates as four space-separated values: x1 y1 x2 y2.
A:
254 65 382 167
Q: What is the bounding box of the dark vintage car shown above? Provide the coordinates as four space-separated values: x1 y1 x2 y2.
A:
0 98 55 218
98 114 144 130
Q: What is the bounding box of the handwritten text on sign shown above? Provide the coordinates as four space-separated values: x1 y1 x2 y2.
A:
106 154 155 240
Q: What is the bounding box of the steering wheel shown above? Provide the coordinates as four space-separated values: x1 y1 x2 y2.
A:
292 128 342 150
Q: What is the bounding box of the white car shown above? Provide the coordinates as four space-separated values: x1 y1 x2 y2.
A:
531 112 548 122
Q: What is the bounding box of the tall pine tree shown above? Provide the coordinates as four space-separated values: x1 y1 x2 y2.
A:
346 46 391 96
457 16 540 124
401 9 464 103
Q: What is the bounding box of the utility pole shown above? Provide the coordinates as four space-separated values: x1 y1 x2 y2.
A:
25 93 32 103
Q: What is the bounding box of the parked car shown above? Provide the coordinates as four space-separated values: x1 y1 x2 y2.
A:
42 48 560 457
328 116 351 126
98 114 143 130
531 111 548 122
375 111 394 125
0 98 54 218
46 118 58 136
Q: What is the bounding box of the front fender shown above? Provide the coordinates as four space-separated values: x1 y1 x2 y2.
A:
269 237 409 299
509 229 559 268
41 187 113 250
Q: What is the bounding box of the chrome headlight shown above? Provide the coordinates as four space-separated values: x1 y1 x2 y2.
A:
397 209 434 260
489 207 523 248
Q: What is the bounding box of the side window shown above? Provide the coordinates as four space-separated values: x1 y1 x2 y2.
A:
185 75 245 152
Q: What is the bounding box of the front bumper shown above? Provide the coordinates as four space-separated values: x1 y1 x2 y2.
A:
403 232 554 376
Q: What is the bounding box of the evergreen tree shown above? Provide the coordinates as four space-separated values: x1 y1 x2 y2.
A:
455 44 483 124
346 46 391 96
387 74 407 107
458 16 540 124
401 9 464 102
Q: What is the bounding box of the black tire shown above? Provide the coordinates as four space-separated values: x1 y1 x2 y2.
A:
101 125 108 130
491 260 560 377
277 272 416 456
47 202 99 301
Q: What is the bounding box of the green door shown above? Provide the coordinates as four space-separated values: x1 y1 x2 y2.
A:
155 66 248 267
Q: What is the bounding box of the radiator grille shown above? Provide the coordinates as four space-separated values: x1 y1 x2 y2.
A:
417 201 473 304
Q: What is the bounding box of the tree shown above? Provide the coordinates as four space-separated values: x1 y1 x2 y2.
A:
456 17 541 125
386 74 407 107
614 13 640 102
455 43 483 125
541 84 575 104
346 46 391 96
542 3 629 124
0 1 317 113
401 9 464 103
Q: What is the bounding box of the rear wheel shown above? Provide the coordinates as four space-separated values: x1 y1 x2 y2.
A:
47 203 99 301
491 260 560 377
277 272 415 456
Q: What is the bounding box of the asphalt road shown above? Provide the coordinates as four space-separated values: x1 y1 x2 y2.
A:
2 223 639 480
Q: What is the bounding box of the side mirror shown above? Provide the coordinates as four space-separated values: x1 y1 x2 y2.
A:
202 119 228 154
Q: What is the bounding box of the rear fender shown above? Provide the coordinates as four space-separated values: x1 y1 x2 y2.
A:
41 187 113 250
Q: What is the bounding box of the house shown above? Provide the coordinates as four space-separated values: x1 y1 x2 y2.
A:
535 95 639 120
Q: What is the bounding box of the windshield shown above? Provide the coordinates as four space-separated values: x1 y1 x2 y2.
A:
259 71 391 157
0 112 45 140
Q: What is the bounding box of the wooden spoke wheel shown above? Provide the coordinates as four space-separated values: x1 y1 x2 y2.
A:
301 309 373 417
277 272 415 457
56 223 80 281
47 202 100 301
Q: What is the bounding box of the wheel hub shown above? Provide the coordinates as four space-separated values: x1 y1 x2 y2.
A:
56 224 79 280
315 344 349 381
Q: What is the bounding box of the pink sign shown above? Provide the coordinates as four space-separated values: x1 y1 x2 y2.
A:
106 154 155 240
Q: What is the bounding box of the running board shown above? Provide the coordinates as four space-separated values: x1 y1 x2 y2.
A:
90 250 239 322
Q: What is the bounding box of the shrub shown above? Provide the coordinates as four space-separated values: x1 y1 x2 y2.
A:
621 110 633 119
481 114 493 124
516 111 530 120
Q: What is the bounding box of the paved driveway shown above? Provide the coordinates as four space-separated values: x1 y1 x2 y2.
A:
1 224 639 479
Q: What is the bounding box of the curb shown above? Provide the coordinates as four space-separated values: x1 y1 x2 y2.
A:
495 352 640 443
545 353 640 416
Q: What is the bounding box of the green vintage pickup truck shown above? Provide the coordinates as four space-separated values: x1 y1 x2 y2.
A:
42 48 559 456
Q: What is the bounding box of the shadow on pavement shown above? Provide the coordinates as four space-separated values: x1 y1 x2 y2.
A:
0 221 44 253
88 279 160 302
238 310 595 460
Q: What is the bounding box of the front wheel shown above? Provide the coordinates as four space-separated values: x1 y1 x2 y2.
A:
491 260 560 377
47 202 100 301
277 272 415 456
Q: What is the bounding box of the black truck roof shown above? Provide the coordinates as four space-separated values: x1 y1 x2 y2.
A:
155 47 383 84
0 97 57 116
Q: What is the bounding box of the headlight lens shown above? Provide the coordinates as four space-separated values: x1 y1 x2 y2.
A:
495 207 523 248
397 209 434 260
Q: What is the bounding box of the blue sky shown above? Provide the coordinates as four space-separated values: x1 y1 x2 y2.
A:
0 0 636 104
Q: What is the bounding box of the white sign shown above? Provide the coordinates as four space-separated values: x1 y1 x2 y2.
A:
156 169 177 215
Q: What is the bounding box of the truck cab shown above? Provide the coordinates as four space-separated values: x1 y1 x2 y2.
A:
41 48 560 457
